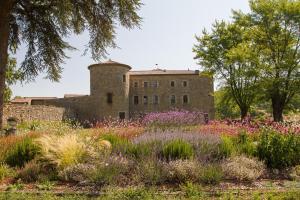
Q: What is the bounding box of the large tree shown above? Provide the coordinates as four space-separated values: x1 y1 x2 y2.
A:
246 0 300 121
194 20 260 120
0 0 141 128
5 57 21 103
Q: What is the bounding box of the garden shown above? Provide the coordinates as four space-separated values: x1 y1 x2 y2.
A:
0 110 299 199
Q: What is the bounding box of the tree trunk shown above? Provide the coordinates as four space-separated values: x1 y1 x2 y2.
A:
0 1 13 129
271 97 284 122
240 105 249 121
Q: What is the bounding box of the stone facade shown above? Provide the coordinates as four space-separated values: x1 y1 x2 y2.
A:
39 60 214 121
3 104 75 125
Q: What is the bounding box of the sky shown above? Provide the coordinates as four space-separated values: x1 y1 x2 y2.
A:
12 0 250 98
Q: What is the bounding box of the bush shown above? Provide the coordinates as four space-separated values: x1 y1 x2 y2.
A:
222 156 265 182
235 132 257 156
161 139 194 160
199 165 223 185
36 134 91 170
125 142 154 160
5 136 40 167
0 163 15 181
215 136 235 159
257 130 300 169
289 165 300 181
59 163 95 183
166 159 200 183
89 156 131 186
17 159 57 183
134 158 166 185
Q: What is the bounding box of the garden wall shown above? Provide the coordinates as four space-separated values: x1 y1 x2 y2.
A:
3 104 75 125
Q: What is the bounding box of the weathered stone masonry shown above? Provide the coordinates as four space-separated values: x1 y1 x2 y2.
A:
8 60 214 122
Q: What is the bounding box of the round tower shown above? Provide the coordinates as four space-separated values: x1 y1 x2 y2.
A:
88 60 131 120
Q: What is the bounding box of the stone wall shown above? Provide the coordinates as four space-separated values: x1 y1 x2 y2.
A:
129 74 215 119
3 104 75 125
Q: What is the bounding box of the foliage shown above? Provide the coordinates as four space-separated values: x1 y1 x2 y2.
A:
166 159 200 183
257 129 300 169
194 0 300 121
222 155 265 182
194 18 260 119
0 163 15 181
36 181 55 191
36 134 91 170
4 135 40 167
199 164 223 185
134 158 166 185
161 139 194 160
246 0 300 122
59 163 94 183
215 136 235 159
17 159 57 183
4 57 21 102
214 87 240 119
235 132 257 156
180 182 203 199
89 156 131 186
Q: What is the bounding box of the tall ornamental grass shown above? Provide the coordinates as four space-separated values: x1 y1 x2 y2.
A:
36 134 91 170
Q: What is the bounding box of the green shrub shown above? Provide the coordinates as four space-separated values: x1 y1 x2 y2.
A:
199 165 223 185
235 132 257 156
5 136 40 167
180 182 203 198
103 187 152 200
100 133 130 154
0 163 15 181
215 136 235 159
161 139 194 160
257 130 300 169
125 143 152 159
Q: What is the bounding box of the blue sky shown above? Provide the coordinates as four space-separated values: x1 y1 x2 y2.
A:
12 0 250 98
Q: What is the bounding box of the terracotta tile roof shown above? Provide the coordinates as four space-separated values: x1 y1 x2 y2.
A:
129 69 199 75
88 60 132 70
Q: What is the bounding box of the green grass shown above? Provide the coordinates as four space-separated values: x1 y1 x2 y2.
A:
0 188 299 200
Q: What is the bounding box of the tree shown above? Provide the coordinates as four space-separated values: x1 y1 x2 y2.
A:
245 0 300 122
0 0 142 128
214 87 240 119
5 57 21 102
193 20 260 120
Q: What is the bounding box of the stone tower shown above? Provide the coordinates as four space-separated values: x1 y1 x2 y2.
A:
88 60 131 119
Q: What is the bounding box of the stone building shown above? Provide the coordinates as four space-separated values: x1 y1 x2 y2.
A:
39 60 214 121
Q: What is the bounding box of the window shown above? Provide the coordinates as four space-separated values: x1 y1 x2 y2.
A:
170 81 175 87
170 95 176 104
183 81 188 87
134 82 138 88
153 95 159 105
134 96 139 105
143 82 148 88
152 81 158 88
143 96 148 105
107 93 113 104
123 75 126 82
183 95 188 104
119 112 125 120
